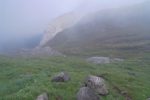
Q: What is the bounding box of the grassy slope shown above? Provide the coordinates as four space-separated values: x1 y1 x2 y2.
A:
0 54 150 100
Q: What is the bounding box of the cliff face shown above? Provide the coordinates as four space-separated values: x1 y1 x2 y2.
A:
38 12 83 47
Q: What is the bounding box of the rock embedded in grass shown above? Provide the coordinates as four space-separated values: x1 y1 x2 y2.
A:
36 93 48 100
51 72 70 82
147 98 150 100
86 56 124 64
77 87 100 100
85 75 108 95
87 57 110 64
111 58 124 62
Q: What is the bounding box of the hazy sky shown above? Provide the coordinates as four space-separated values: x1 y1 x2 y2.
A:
1 0 82 36
0 0 147 51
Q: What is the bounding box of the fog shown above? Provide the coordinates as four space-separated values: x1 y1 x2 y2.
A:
0 0 147 53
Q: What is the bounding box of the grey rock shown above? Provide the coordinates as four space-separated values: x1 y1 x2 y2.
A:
111 58 124 62
51 72 70 82
85 75 108 95
77 87 100 100
147 98 150 100
87 56 124 64
87 57 110 64
36 93 48 100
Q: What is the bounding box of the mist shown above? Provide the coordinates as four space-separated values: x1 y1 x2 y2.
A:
0 0 147 53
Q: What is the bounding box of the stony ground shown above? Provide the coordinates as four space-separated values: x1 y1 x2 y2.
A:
0 54 150 100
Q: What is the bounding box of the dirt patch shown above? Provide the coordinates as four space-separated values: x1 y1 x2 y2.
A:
56 95 63 100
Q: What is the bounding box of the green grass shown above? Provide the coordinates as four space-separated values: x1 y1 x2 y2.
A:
0 54 150 100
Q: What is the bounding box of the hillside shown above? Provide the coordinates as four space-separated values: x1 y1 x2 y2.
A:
0 54 150 100
38 12 84 48
44 1 150 57
1 1 150 100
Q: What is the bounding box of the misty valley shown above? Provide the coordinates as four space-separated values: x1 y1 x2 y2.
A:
0 0 150 100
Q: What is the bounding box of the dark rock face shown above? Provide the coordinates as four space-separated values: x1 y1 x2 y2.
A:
36 93 48 100
51 72 70 82
85 75 108 95
77 87 100 100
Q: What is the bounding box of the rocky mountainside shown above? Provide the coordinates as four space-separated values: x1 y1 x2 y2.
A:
38 12 84 48
43 1 150 57
9 12 84 56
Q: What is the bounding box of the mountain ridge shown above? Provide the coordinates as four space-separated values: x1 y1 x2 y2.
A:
44 1 150 57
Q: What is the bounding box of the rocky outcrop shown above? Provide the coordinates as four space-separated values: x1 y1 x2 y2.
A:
39 12 83 47
77 87 100 100
36 93 48 100
76 75 108 100
111 58 124 62
87 57 110 64
85 75 108 95
51 72 70 82
87 57 124 64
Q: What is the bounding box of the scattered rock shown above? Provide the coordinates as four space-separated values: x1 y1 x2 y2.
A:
85 75 108 95
77 87 100 100
36 93 48 100
51 72 70 82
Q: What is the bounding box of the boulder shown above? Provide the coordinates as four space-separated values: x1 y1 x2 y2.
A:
77 87 100 100
51 72 70 82
147 98 150 100
36 93 48 100
85 75 108 95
